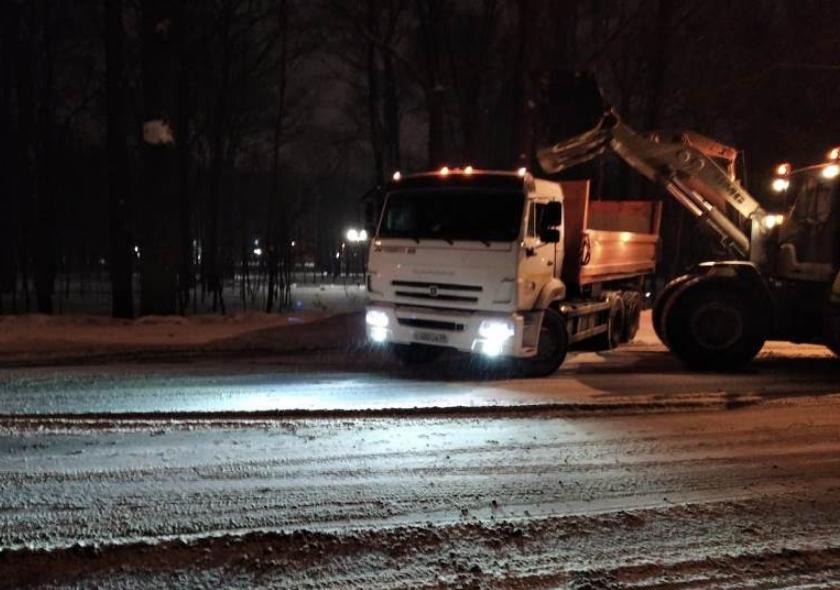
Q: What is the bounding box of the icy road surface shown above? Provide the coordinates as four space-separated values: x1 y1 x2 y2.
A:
1 317 839 588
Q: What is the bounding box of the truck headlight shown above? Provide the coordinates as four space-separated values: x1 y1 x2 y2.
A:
477 319 515 357
365 309 389 328
478 319 515 340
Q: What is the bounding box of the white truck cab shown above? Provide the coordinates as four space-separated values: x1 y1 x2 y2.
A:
365 167 659 375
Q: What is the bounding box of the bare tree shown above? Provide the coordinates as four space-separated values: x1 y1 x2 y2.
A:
104 0 134 318
139 0 181 315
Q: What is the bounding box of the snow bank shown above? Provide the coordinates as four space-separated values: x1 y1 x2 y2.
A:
0 284 368 357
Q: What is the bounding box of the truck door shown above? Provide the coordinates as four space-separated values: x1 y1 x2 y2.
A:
519 199 559 308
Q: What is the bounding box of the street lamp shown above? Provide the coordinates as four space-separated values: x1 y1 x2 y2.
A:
345 228 369 243
344 227 369 281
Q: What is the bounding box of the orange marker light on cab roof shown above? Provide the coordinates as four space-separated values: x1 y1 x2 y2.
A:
439 166 450 176
775 163 791 176
828 147 840 161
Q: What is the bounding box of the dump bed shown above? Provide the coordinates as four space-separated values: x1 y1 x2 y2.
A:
560 180 661 289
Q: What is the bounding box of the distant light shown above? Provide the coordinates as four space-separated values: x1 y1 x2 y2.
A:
645 291 652 298
464 165 474 175
253 247 263 256
254 238 259 246
775 163 791 176
771 178 790 192
517 167 527 177
822 164 839 179
335 251 340 259
133 245 140 254
392 171 401 181
346 227 369 243
439 166 450 176
290 240 296 247
828 147 840 161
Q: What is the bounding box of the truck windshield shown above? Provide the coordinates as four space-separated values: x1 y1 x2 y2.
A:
378 189 525 243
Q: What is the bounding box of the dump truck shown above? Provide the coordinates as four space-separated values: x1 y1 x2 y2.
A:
538 108 840 368
364 167 661 376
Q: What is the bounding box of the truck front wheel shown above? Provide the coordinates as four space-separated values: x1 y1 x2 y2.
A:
517 309 568 377
663 287 766 370
390 343 444 365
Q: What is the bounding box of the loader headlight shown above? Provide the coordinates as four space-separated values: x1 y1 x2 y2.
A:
761 213 784 230
771 178 789 192
365 309 389 328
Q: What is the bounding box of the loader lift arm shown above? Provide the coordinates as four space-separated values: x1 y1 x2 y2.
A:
537 111 765 259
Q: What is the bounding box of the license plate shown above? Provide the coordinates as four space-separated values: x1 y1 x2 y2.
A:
414 331 448 344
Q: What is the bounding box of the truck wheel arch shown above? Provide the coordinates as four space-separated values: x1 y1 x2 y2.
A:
535 278 567 311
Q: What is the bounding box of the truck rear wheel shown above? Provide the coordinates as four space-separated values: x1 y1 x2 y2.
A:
620 291 643 343
663 287 766 370
593 296 625 351
390 343 444 365
517 309 568 377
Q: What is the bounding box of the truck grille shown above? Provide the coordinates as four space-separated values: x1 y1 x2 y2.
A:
397 318 465 332
392 280 482 304
391 280 482 292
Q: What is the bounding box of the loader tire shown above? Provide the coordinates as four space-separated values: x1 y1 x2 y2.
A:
663 286 765 370
825 305 840 358
653 275 694 346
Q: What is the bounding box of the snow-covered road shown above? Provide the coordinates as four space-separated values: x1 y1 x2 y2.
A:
3 395 840 588
1 319 839 588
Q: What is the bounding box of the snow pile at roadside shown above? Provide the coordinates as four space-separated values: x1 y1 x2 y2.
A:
0 311 325 351
0 284 368 360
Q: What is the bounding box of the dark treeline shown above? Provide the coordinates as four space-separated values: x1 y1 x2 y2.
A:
1 0 838 316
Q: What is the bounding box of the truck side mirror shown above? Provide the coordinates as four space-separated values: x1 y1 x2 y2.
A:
539 228 561 243
542 202 562 227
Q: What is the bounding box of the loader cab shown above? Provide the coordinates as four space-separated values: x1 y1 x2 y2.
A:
772 155 840 283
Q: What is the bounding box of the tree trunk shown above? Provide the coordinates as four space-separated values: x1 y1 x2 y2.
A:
206 0 234 313
266 0 289 313
509 0 532 168
416 0 446 167
139 0 181 315
382 49 401 173
104 0 134 318
175 0 192 314
0 0 18 304
33 0 56 314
